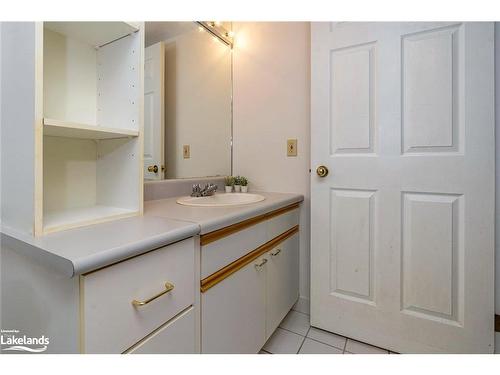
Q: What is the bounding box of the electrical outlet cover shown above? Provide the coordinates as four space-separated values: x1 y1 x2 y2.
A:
287 139 298 156
183 145 190 159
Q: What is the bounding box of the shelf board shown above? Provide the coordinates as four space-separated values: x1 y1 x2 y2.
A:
44 22 139 47
43 205 137 234
43 118 139 140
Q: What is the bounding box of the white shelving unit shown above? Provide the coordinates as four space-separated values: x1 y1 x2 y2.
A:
0 22 144 236
43 118 139 140
43 206 137 234
44 22 140 48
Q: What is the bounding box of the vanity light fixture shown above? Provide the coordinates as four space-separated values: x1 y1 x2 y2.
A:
195 21 233 48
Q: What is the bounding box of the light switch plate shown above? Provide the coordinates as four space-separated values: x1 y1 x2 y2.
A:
287 139 298 157
183 145 190 159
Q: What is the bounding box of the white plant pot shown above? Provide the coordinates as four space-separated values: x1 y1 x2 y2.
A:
234 185 241 192
241 186 248 193
225 186 233 193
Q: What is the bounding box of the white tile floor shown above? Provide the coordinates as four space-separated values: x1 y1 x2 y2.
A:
261 309 394 354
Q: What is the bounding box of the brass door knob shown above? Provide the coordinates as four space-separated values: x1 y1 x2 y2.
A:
148 165 159 173
316 165 329 177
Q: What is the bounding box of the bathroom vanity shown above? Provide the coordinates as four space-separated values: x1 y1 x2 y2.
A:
1 191 303 354
145 192 301 353
200 205 299 353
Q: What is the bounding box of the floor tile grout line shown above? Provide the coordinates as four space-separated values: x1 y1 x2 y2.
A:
296 326 311 354
278 325 309 338
306 325 349 352
304 335 347 352
344 338 390 354
288 310 310 318
291 307 309 316
272 309 391 354
307 325 387 354
310 325 350 341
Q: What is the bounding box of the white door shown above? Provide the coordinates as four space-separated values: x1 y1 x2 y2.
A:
311 22 495 353
144 42 165 180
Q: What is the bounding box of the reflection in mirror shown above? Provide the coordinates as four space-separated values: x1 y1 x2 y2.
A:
144 22 233 180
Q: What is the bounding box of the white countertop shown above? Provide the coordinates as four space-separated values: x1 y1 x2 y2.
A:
144 191 303 234
1 191 303 277
1 216 199 277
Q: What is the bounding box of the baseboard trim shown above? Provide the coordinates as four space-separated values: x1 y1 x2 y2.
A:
292 296 310 315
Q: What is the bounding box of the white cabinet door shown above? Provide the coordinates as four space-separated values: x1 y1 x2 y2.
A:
266 234 300 339
311 22 495 353
144 42 165 179
201 255 267 354
128 308 195 354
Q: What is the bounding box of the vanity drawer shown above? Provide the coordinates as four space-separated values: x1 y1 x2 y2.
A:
81 238 195 354
201 221 267 279
128 307 195 354
267 208 299 241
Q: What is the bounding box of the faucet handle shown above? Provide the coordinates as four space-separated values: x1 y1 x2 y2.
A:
191 184 202 197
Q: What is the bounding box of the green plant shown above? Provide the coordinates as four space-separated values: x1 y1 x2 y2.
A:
239 176 248 186
234 176 242 185
224 176 235 186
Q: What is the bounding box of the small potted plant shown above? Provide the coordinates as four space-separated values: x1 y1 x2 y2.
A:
224 176 234 193
233 176 242 192
240 176 249 193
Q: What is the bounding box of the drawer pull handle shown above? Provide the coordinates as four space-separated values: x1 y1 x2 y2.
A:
271 248 282 257
254 258 268 269
132 282 175 307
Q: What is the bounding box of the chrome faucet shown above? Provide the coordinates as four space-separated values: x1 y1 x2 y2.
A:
191 183 218 197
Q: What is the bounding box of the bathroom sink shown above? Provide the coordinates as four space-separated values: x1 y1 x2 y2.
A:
176 193 265 207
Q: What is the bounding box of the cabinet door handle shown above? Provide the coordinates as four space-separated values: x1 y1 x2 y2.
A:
132 282 174 307
270 248 282 256
254 258 268 269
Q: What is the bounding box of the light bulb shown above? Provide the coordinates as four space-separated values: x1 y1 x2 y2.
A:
228 31 235 38
215 21 221 27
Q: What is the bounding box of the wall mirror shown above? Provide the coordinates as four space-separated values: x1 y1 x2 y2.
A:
143 21 233 180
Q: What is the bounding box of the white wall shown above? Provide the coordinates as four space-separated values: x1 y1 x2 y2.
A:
232 22 311 310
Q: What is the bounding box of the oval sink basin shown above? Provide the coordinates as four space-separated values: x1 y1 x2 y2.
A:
176 193 265 207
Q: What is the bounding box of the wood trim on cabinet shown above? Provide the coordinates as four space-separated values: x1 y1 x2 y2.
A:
495 315 500 332
200 203 300 246
200 225 299 293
